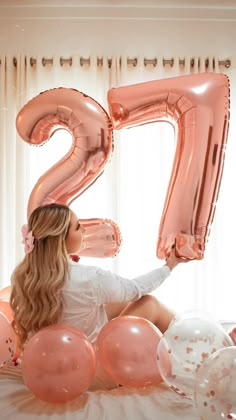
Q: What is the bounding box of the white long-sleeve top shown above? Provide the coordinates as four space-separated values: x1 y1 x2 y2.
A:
62 263 171 344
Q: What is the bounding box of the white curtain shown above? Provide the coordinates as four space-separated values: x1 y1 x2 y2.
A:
1 53 235 322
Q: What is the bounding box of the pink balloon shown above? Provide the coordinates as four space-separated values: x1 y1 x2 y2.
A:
16 88 121 259
97 316 168 388
0 312 17 367
228 325 236 344
22 324 96 403
0 301 21 362
0 285 11 301
0 301 13 322
107 73 230 260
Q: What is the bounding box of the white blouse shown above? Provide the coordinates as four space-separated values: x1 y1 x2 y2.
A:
62 263 171 345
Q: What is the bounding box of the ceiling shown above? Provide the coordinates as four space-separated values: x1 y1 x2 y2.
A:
0 0 236 21
0 0 236 6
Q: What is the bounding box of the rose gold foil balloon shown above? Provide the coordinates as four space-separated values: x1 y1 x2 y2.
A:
96 315 169 388
16 88 121 258
107 73 230 260
0 311 17 367
78 218 121 258
22 324 96 404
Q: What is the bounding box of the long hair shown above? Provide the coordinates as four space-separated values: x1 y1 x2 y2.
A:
10 203 71 351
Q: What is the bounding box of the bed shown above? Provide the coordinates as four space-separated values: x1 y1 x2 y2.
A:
2 321 234 419
0 362 200 420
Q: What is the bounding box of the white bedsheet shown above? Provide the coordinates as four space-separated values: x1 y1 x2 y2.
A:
0 364 200 420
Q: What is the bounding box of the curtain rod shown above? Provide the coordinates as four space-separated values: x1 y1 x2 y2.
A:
31 57 231 69
0 57 231 69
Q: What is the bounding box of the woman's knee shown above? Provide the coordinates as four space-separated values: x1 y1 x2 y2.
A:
122 294 161 321
138 294 161 310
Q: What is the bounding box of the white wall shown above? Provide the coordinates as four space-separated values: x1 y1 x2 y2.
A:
0 2 236 60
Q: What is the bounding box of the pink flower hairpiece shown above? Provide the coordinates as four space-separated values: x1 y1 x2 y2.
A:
21 224 35 254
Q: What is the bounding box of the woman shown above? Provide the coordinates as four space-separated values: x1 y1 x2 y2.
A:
10 203 187 352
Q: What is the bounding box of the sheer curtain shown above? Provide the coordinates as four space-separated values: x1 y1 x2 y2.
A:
0 53 235 322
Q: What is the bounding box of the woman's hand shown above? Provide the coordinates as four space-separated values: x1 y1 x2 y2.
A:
165 246 189 271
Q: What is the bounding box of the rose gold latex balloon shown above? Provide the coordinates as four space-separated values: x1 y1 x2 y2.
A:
228 325 236 345
0 312 17 367
96 316 169 388
0 301 20 362
0 285 11 301
16 88 121 258
107 73 230 260
22 324 96 404
0 301 13 323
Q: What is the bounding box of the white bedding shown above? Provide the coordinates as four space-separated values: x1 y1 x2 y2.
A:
0 363 200 420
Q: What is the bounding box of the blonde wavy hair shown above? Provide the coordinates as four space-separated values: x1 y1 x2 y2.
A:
10 203 71 351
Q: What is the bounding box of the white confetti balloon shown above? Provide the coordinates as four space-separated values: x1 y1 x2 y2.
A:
157 313 233 399
195 347 236 419
0 313 16 367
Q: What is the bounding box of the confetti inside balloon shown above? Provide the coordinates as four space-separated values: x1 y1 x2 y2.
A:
0 312 17 367
194 347 236 419
157 313 233 399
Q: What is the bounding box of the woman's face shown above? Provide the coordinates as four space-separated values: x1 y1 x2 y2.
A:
65 211 85 254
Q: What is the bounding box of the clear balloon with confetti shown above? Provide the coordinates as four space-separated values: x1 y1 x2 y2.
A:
0 311 17 367
194 347 236 419
157 313 233 400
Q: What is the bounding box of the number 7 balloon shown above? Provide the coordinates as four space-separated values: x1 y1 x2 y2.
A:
107 73 230 260
16 88 121 258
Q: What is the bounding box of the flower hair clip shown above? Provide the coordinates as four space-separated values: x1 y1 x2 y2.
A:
21 224 35 254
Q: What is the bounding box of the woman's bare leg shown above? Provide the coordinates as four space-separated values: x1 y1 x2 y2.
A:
105 302 129 321
120 295 175 333
105 295 175 333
